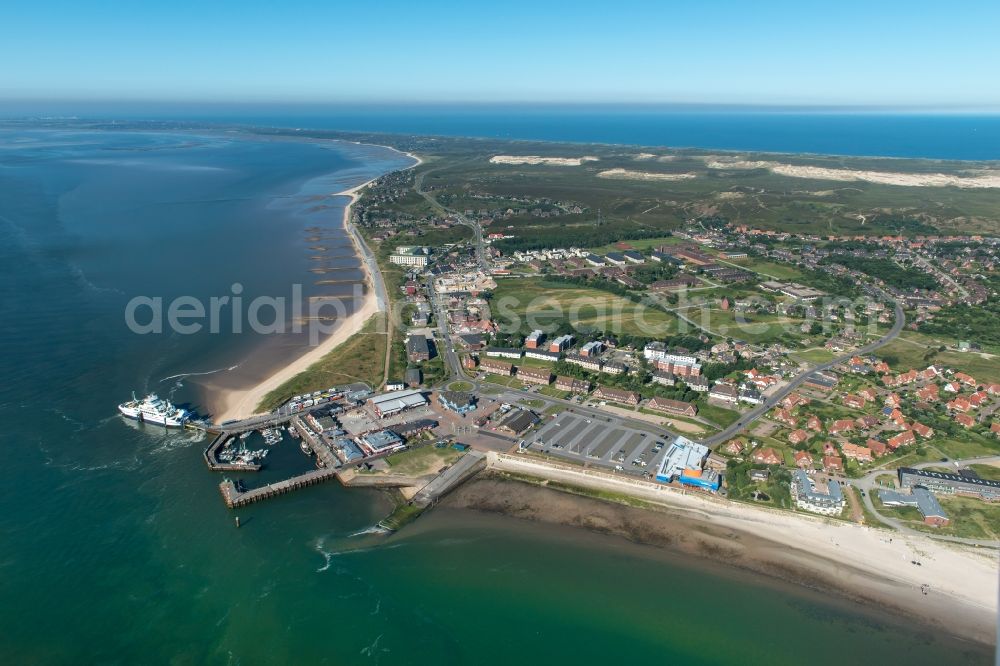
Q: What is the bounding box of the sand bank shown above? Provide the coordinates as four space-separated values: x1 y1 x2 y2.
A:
468 455 998 645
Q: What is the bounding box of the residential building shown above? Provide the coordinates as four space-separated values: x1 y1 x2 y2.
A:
646 397 697 417
555 376 589 394
792 469 845 515
485 346 523 359
751 447 782 465
879 488 950 526
406 334 431 362
525 329 546 349
516 366 552 386
898 467 1000 501
593 386 640 406
480 358 514 375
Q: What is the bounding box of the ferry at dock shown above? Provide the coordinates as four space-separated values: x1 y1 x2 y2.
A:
118 393 189 428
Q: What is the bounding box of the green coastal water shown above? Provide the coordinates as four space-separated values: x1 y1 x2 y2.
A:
0 127 990 664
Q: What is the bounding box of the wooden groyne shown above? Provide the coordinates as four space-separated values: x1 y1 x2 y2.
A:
219 467 340 509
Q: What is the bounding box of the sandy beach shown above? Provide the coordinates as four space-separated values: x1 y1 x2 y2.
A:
472 454 999 645
213 147 422 422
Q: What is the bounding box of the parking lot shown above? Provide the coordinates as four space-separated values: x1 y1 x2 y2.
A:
526 411 672 477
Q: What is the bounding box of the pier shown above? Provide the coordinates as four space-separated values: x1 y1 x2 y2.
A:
219 467 341 508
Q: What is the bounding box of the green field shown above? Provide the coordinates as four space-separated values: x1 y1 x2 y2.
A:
492 278 679 337
386 445 463 476
726 257 805 280
877 331 1000 383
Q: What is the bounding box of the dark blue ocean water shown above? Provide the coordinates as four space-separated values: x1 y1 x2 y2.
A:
6 103 1000 160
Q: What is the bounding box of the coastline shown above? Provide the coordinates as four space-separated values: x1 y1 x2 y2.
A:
213 147 422 422
460 457 999 646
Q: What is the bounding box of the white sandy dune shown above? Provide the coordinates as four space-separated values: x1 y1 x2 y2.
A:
489 155 598 166
705 157 1000 188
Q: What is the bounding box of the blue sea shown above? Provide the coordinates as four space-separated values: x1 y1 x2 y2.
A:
6 103 1000 160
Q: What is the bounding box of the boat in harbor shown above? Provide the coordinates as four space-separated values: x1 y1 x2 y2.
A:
118 393 188 427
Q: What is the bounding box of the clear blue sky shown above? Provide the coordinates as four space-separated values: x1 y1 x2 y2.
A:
3 0 998 107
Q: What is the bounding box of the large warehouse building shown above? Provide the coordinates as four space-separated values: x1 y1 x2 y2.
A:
368 389 428 418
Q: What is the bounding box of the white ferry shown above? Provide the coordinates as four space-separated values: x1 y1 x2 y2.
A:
118 393 189 428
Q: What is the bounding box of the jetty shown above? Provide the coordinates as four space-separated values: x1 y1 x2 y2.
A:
412 450 487 507
219 468 340 508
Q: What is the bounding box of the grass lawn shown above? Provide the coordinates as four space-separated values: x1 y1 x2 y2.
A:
911 496 1000 540
969 464 1000 481
492 278 680 337
791 348 838 365
257 315 386 412
448 381 474 392
519 398 546 409
587 235 687 254
539 385 572 399
385 445 463 476
694 399 742 428
929 435 998 461
483 373 524 389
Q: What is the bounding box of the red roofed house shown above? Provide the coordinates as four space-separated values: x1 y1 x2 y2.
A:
955 413 976 428
947 397 972 413
884 393 902 407
788 429 810 445
874 361 891 374
887 430 916 450
806 415 823 432
752 447 783 466
987 384 1000 396
969 391 989 407
859 388 878 402
943 381 961 393
916 384 939 402
793 451 814 468
724 439 747 455
843 394 866 409
782 393 810 409
773 408 797 426
823 455 844 472
991 423 1000 435
911 422 934 439
842 443 873 463
866 439 887 457
829 419 854 434
954 372 977 387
